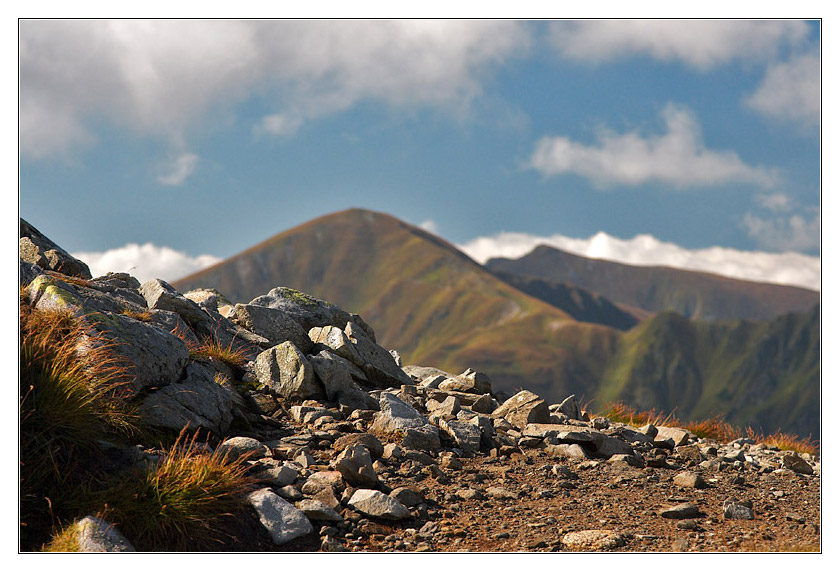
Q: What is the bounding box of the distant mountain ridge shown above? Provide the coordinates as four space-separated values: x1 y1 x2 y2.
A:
486 244 819 323
174 208 819 437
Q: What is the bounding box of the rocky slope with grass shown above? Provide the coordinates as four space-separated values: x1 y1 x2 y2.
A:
173 209 819 439
19 220 820 553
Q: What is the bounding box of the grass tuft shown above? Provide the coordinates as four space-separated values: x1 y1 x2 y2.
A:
170 322 249 370
20 293 138 549
120 308 154 322
599 401 818 455
41 520 85 552
188 337 249 369
97 426 256 551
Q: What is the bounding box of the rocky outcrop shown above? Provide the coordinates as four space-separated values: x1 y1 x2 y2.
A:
19 219 821 553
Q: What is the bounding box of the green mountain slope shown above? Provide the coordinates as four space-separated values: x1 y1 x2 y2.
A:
486 245 819 322
175 209 819 437
598 305 820 438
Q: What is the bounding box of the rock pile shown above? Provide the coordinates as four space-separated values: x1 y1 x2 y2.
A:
19 220 821 552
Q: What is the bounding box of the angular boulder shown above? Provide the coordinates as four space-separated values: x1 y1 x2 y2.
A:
308 350 378 410
347 489 410 521
492 390 550 429
255 342 322 400
248 286 376 341
230 303 313 353
247 488 314 545
138 364 234 434
333 444 380 487
20 218 92 279
139 279 208 326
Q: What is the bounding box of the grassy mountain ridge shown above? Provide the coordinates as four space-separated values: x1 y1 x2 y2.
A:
598 305 820 438
174 208 819 437
486 244 819 322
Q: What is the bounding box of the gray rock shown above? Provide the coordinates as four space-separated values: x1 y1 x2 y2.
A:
76 516 135 552
348 489 411 520
492 390 550 429
782 453 814 475
544 443 590 460
301 470 346 495
427 395 461 417
390 487 425 507
439 419 482 454
557 394 582 420
309 350 378 410
659 502 701 519
247 488 314 545
333 444 380 488
608 453 645 468
215 436 270 461
231 303 314 353
249 286 376 341
469 393 498 414
723 499 755 520
595 434 636 458
562 529 624 551
309 325 363 365
20 218 92 279
372 393 435 434
332 433 384 459
296 499 343 522
251 461 299 487
344 322 414 388
255 342 322 400
27 276 190 393
138 365 233 434
673 471 708 489
401 427 441 452
139 279 208 326
654 426 691 447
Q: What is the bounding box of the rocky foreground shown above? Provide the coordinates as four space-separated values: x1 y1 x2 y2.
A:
20 221 821 553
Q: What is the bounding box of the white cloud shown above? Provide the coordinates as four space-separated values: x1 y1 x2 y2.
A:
746 51 820 126
418 219 439 234
458 230 820 291
20 20 530 159
73 243 221 284
754 192 794 214
255 113 305 137
528 104 778 189
157 153 199 186
743 211 821 253
548 20 810 69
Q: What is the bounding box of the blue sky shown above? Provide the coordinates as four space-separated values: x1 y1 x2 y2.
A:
18 18 822 290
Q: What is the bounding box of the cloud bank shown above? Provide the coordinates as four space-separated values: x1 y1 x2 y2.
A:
548 20 810 69
458 231 820 292
73 243 221 284
528 104 778 189
20 20 530 159
746 51 820 126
